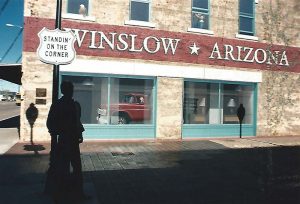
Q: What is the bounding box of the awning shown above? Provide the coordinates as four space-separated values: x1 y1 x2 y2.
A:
0 64 22 85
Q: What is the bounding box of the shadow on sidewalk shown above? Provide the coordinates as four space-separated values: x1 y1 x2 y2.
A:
23 144 46 153
0 115 20 128
1 143 300 204
0 115 20 139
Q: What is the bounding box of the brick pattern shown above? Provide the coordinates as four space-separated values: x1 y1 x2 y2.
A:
257 71 300 136
20 52 53 141
256 0 300 47
211 0 238 38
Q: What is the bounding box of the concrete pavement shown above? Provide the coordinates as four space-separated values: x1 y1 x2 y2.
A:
211 135 300 148
1 136 300 204
0 101 20 121
0 128 19 154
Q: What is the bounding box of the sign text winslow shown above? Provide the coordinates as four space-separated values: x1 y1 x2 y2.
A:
64 28 289 67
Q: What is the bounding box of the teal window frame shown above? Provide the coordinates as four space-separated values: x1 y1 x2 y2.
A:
239 0 255 36
130 0 151 22
191 0 210 30
182 79 257 138
60 72 157 139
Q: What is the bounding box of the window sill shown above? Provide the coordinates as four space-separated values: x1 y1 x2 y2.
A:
235 34 258 41
62 13 96 22
187 27 214 35
124 20 156 28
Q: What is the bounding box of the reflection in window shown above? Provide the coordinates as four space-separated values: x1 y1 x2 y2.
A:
192 0 209 29
68 0 89 16
222 84 253 124
109 78 153 125
62 75 108 124
130 0 150 22
184 82 219 124
184 81 254 125
239 0 255 36
62 75 154 125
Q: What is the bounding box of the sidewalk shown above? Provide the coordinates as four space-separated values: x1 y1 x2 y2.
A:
1 136 300 204
0 128 19 154
210 135 300 148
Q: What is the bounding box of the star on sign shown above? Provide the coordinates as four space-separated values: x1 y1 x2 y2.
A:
189 43 200 55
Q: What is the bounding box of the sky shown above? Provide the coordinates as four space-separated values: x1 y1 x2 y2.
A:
0 0 23 92
0 79 19 92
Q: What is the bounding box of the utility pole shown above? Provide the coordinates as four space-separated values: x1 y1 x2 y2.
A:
44 0 62 195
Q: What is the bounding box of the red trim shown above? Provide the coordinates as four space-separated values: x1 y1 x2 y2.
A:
24 17 300 72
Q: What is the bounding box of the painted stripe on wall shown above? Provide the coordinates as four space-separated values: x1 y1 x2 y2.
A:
61 59 262 83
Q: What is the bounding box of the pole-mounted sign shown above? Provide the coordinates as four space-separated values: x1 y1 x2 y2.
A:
37 27 76 65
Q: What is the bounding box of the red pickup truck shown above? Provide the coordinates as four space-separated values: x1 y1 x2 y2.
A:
97 93 151 124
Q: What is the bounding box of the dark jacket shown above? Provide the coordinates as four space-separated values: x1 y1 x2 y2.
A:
47 96 84 143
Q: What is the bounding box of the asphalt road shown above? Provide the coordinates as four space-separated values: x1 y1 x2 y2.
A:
0 101 20 154
0 101 20 121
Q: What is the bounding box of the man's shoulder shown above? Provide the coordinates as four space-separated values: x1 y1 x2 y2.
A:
50 100 60 108
74 100 81 108
51 98 67 109
52 98 81 108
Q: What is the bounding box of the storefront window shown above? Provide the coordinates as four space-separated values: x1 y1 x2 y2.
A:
222 84 253 124
62 75 154 125
184 82 219 124
109 78 153 125
62 75 108 124
184 81 254 125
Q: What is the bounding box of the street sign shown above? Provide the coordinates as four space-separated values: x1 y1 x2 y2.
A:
37 27 76 65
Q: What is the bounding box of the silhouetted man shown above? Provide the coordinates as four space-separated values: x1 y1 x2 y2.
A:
46 81 87 202
237 104 245 138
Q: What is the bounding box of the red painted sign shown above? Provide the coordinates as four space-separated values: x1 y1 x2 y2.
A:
24 17 300 72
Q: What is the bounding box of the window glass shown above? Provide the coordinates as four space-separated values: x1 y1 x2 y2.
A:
109 78 153 125
130 1 150 22
239 0 254 14
62 76 154 125
183 82 220 124
68 0 89 15
239 0 254 36
184 81 254 125
61 75 108 124
192 0 209 29
192 12 209 30
193 0 208 9
239 16 253 34
222 84 253 124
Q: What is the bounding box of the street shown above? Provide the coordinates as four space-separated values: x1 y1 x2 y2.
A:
0 101 20 154
0 101 20 121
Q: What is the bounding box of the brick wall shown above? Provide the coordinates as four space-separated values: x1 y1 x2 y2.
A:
24 0 300 46
257 71 300 136
20 52 53 141
156 77 183 140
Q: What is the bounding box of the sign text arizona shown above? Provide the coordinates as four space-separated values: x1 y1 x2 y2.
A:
64 28 289 67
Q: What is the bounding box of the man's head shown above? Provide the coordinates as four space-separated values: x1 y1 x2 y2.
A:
61 81 74 98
